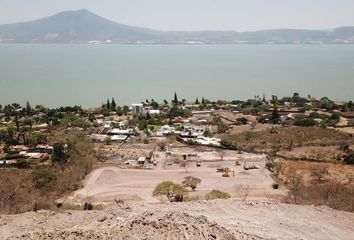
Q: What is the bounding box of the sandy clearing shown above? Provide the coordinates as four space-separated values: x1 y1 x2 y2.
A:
64 156 284 205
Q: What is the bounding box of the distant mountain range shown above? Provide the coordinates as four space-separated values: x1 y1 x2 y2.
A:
1 9 354 44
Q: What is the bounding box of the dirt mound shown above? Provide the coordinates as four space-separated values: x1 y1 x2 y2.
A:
117 211 237 239
5 211 239 240
2 200 354 240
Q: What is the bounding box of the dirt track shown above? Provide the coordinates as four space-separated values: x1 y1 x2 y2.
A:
1 199 354 240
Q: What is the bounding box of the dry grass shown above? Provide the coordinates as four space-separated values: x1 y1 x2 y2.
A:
222 126 354 155
273 160 354 212
0 130 97 214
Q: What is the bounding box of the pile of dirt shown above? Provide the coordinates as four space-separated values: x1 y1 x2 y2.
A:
5 210 240 240
2 199 354 240
117 211 237 239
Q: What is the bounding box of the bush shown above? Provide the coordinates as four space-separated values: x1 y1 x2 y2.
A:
344 152 354 165
236 117 248 125
294 117 317 127
310 167 329 181
16 159 30 169
32 168 56 188
265 160 283 173
205 189 230 200
52 143 67 163
272 183 279 189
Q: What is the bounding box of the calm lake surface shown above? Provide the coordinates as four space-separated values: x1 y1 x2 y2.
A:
0 44 353 107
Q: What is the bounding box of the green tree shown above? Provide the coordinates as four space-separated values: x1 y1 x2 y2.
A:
15 116 20 131
106 99 111 110
52 143 67 163
195 98 199 105
104 136 112 145
153 181 186 202
16 159 30 169
122 105 129 115
271 103 280 124
25 101 32 115
150 99 159 109
173 92 178 105
111 98 117 111
32 168 56 188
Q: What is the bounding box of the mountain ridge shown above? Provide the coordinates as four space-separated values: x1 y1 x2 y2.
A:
0 9 354 44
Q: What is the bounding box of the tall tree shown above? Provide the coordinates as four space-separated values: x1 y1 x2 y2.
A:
106 99 111 110
15 117 20 131
173 92 178 105
271 103 280 124
111 97 116 111
25 101 32 115
195 98 199 105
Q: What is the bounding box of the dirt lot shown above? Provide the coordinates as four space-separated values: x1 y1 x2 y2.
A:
62 150 284 205
2 199 354 240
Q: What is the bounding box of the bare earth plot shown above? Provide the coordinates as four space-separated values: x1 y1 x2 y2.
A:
63 153 284 205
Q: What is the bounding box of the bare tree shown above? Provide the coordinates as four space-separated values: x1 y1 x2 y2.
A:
217 150 225 161
182 176 201 191
235 184 251 202
311 167 329 182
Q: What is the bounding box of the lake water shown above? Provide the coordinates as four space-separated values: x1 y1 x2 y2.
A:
0 44 353 108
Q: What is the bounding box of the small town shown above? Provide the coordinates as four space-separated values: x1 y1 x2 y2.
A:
1 92 354 211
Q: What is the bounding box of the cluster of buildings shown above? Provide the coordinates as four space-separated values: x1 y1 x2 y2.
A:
0 144 53 167
90 119 136 143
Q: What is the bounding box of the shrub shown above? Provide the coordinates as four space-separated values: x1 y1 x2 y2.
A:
205 190 230 200
344 152 354 165
16 159 30 169
236 117 248 125
32 168 56 188
294 117 317 127
310 167 329 181
157 141 167 151
104 136 112 145
52 143 67 163
272 183 279 189
265 160 283 173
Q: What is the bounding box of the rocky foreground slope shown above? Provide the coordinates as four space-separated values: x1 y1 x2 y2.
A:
1 199 354 240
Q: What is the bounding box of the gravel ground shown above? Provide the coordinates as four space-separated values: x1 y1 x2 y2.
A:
61 154 284 205
1 199 354 240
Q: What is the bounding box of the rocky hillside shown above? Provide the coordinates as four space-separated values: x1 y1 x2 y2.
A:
1 199 354 240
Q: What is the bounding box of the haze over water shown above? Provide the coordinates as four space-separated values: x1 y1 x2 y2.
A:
0 44 353 108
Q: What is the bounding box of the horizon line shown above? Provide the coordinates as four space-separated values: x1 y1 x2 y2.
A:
1 8 353 33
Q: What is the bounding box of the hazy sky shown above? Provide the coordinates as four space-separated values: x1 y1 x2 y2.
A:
0 0 353 31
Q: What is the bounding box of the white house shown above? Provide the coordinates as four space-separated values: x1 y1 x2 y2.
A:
132 103 144 115
161 125 175 135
